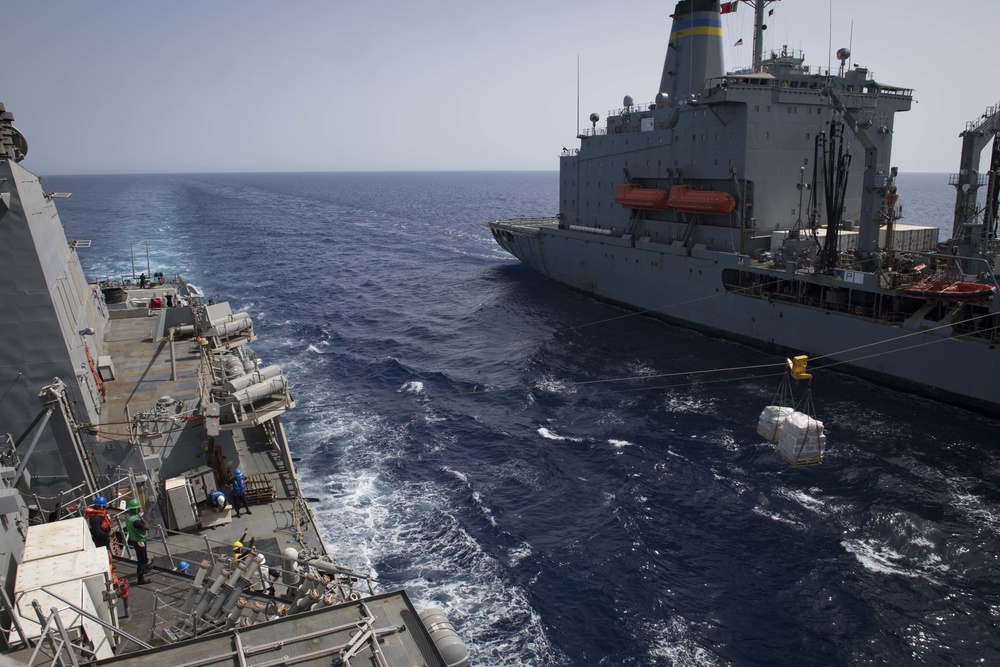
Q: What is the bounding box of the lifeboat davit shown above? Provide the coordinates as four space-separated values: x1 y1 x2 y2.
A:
904 278 997 301
666 185 737 215
614 184 737 215
614 184 670 210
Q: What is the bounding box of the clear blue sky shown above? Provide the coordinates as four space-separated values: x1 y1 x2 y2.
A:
3 0 996 175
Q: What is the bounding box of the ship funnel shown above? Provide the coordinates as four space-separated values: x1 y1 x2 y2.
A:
658 0 726 102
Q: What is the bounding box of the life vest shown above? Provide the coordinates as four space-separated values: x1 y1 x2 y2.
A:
231 475 247 495
126 513 148 542
84 506 111 533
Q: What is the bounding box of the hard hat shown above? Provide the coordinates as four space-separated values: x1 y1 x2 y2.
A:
233 540 243 549
126 499 141 510
93 496 107 508
178 561 190 572
234 469 244 477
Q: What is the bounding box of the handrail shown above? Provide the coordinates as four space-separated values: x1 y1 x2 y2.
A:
38 587 153 652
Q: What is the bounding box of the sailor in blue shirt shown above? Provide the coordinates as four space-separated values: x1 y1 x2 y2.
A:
207 489 228 512
229 469 251 517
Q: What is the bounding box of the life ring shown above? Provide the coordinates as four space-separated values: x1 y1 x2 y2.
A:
657 121 663 129
780 82 788 89
853 306 863 315
615 125 622 134
157 275 165 285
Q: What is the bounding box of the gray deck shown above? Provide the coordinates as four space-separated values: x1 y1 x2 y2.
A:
75 300 450 665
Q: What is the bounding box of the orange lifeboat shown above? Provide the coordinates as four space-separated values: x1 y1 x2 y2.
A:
666 185 737 215
614 184 671 210
904 279 996 301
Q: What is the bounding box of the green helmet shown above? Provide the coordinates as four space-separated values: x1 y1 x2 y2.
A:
126 498 142 510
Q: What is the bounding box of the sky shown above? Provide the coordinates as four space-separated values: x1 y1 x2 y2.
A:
2 0 997 175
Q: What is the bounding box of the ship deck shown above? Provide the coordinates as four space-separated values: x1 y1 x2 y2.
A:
488 216 559 236
3 286 449 665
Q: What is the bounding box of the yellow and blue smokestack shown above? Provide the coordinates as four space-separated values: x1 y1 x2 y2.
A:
657 0 725 102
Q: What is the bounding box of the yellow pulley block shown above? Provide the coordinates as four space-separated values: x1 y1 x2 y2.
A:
787 355 812 380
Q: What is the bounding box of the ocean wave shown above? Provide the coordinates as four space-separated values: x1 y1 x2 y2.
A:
644 616 722 666
537 427 583 442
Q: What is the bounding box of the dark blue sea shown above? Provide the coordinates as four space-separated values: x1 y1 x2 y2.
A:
49 170 1000 666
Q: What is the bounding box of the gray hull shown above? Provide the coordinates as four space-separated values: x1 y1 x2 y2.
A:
493 220 1000 414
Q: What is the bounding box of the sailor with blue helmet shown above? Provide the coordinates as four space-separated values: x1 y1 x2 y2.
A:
229 468 251 517
84 496 112 548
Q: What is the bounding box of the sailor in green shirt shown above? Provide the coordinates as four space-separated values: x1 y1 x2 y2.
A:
125 498 150 585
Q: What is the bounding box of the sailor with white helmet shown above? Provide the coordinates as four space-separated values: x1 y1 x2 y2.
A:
206 488 228 512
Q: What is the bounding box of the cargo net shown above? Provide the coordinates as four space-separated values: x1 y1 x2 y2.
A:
757 359 826 466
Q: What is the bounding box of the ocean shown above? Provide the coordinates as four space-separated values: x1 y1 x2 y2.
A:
50 170 1000 666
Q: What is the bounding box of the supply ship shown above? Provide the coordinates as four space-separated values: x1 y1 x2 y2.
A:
0 102 468 666
489 0 1000 415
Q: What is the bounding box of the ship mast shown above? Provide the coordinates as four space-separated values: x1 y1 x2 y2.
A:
747 0 777 73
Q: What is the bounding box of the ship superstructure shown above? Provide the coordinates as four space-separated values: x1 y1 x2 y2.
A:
489 0 1000 414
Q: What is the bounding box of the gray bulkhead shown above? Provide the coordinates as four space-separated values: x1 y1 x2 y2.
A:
561 59 911 254
0 156 109 497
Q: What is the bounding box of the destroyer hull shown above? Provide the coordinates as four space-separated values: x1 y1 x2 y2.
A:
492 221 1000 415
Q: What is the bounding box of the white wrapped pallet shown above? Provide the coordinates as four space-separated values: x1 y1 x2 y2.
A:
776 410 826 465
757 406 795 443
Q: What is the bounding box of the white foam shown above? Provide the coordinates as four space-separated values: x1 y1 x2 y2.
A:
663 392 717 414
841 538 945 584
297 411 564 665
535 376 575 394
537 427 583 442
471 491 498 527
778 488 828 514
949 481 1000 534
645 616 722 666
398 380 425 394
609 439 634 448
507 543 532 567
752 506 806 529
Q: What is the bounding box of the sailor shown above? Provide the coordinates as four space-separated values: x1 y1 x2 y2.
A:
177 560 191 575
229 469 251 517
125 498 151 585
233 528 255 561
250 554 274 595
84 496 112 549
138 272 147 289
207 488 228 513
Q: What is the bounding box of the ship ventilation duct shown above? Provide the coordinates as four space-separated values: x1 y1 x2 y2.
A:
226 375 288 407
200 302 254 338
205 313 253 338
220 354 246 379
222 364 283 394
658 0 726 102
